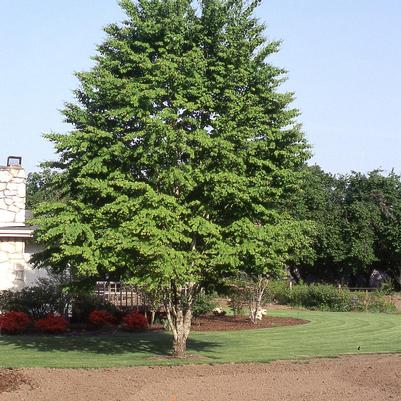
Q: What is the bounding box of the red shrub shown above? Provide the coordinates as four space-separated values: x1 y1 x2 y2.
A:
89 310 116 327
122 311 148 331
35 314 69 334
0 311 31 334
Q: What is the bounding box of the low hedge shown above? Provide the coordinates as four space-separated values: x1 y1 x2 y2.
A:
122 311 148 331
35 314 69 334
0 311 31 334
264 282 397 313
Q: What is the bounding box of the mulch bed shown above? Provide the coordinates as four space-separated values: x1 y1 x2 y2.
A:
190 315 308 331
66 315 309 334
0 369 32 394
0 315 308 339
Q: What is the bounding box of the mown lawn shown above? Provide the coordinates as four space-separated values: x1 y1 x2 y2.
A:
0 310 399 368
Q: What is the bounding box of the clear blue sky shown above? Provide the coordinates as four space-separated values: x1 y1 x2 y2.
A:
1 0 400 174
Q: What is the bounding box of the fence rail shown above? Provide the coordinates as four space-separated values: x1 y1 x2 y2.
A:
95 281 145 309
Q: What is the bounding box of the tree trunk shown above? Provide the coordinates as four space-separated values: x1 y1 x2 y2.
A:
172 318 188 357
150 310 156 328
249 277 269 324
164 284 196 358
168 307 192 358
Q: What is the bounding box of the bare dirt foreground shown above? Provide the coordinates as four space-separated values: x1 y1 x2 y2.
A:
1 354 401 401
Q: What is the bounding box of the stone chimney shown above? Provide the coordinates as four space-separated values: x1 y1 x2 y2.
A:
0 158 26 227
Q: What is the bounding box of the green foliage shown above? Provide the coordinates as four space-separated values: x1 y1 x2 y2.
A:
26 169 66 210
30 0 313 355
31 0 311 288
291 166 401 288
263 280 289 304
226 272 251 316
225 273 269 318
70 294 120 323
140 284 164 313
0 271 121 324
0 275 71 319
227 288 248 316
377 281 394 295
265 282 396 313
192 292 217 319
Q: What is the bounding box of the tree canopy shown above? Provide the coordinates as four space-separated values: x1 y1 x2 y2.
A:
32 0 313 356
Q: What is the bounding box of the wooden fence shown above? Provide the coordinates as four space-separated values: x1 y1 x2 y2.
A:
95 281 145 309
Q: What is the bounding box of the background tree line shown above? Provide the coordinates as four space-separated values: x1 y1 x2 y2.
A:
289 165 401 289
27 164 401 291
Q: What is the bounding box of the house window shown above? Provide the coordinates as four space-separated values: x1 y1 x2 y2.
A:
14 264 25 282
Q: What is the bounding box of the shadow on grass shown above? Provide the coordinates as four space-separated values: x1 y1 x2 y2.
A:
0 331 221 357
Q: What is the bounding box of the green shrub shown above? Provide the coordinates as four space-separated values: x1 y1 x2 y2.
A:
345 291 397 313
0 283 70 319
290 284 349 311
227 289 247 316
263 281 396 313
70 294 120 323
192 292 217 319
0 270 74 319
378 281 394 295
263 281 290 305
225 275 255 316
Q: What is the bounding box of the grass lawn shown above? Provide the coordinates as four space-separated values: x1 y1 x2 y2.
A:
0 310 400 368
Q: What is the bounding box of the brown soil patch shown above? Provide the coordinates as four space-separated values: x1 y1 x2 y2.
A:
1 354 400 401
191 314 308 331
388 295 401 310
0 371 32 394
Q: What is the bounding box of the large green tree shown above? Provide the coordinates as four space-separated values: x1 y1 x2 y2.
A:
32 0 311 356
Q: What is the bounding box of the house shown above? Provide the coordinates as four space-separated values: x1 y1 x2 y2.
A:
0 157 46 291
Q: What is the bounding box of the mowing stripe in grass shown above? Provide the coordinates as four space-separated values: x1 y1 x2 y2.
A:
0 310 399 368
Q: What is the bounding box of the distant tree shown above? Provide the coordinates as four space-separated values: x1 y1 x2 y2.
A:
341 172 381 280
361 171 401 288
290 166 348 282
293 166 401 289
32 0 312 357
26 169 65 209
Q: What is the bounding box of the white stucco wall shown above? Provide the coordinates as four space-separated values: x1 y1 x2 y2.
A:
0 238 25 291
0 238 48 291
